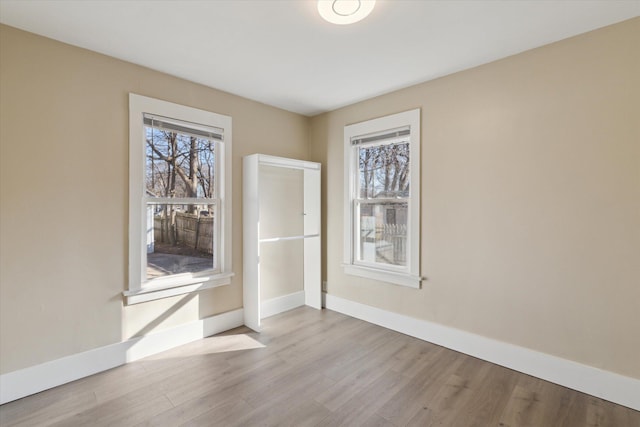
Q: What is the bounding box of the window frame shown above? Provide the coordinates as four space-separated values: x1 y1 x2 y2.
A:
343 109 422 288
125 94 233 304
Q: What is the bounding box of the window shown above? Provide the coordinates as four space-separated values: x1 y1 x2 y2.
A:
125 94 233 304
343 109 422 288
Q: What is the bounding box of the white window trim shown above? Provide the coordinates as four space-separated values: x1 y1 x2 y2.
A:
343 109 422 288
124 94 233 304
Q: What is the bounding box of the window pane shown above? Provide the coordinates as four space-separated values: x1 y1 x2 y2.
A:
146 203 216 279
358 141 410 199
357 202 407 266
145 127 216 198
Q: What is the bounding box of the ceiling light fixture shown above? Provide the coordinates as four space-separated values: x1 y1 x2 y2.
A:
318 0 375 25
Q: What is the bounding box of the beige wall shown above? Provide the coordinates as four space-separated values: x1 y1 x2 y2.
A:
258 165 304 301
309 18 640 379
0 25 309 373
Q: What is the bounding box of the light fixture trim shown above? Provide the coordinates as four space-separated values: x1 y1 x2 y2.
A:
318 0 375 25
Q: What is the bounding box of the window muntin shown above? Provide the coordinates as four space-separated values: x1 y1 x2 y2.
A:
127 94 233 303
344 109 421 288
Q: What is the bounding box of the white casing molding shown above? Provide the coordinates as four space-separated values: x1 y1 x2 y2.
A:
261 291 306 319
0 309 244 405
325 293 640 411
343 109 422 289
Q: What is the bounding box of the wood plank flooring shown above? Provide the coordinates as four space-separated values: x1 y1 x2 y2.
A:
1 307 638 426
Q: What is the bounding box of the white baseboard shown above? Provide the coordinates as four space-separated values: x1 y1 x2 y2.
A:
261 291 305 319
325 294 640 411
0 308 244 405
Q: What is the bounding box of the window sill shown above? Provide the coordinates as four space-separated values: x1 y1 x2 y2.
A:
343 264 422 289
123 272 234 305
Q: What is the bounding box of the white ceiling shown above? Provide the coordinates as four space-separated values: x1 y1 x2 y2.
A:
1 0 638 116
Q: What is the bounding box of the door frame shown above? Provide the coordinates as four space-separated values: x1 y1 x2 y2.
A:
243 154 321 331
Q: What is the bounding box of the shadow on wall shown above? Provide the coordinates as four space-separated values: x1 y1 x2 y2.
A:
128 292 199 339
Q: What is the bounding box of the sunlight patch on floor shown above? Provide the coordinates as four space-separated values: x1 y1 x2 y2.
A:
145 333 266 360
201 333 266 354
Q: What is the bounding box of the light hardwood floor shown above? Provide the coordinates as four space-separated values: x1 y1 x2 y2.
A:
1 307 638 426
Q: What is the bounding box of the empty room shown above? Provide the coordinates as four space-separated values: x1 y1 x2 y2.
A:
0 1 638 426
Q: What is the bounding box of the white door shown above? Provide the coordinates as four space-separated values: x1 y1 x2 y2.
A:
304 168 321 309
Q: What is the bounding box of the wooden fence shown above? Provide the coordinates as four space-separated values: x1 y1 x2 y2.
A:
153 212 214 254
